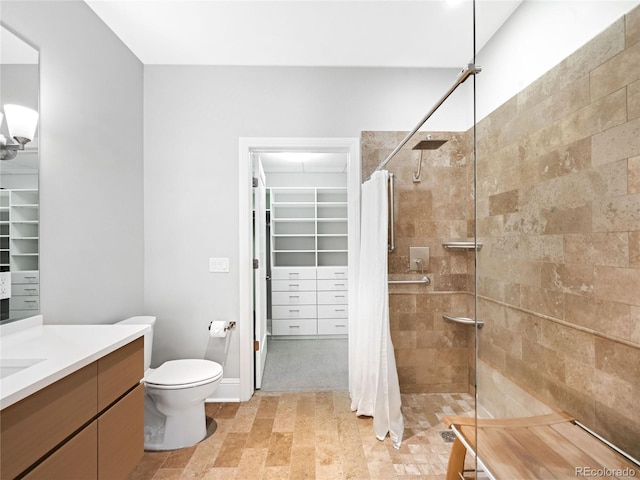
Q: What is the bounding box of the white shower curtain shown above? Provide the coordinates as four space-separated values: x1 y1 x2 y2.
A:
350 169 404 449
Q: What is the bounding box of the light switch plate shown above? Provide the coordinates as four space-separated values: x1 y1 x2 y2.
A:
409 247 430 272
209 258 230 273
0 272 11 300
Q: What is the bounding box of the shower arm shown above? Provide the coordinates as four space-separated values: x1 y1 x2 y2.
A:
372 63 482 176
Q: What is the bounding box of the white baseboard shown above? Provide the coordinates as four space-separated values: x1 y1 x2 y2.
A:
206 377 241 402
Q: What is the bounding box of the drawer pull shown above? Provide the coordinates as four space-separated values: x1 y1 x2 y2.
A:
289 284 299 287
25 300 37 304
335 295 345 298
289 273 300 278
289 325 300 328
335 309 346 312
335 324 346 327
289 295 299 298
334 283 345 287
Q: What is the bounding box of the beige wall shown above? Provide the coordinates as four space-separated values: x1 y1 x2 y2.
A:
476 6 640 458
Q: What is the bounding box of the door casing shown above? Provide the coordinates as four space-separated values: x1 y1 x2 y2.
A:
238 137 361 401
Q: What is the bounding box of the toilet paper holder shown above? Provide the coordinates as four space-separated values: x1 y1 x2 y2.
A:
208 321 236 332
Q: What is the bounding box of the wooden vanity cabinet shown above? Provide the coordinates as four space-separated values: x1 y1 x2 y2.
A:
0 337 144 480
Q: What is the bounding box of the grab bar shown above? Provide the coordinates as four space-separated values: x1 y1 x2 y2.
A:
389 276 430 285
442 314 484 328
388 173 395 252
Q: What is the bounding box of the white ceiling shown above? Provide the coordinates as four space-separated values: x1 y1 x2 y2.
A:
259 152 348 173
85 0 523 67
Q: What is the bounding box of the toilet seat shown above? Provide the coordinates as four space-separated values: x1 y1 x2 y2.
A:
145 359 223 389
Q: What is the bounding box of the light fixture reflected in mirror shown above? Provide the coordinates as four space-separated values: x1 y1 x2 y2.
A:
0 104 39 160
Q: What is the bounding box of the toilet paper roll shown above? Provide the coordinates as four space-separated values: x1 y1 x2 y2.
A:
209 321 228 338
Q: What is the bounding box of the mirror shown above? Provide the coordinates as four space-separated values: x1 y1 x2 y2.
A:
0 25 40 323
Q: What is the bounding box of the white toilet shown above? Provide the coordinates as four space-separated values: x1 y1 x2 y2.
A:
117 316 224 451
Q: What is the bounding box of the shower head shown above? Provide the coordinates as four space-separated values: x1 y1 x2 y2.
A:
412 139 447 150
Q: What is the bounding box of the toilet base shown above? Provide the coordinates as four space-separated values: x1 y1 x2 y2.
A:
143 394 208 451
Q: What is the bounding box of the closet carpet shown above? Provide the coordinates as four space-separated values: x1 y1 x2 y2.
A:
127 391 475 480
260 338 349 392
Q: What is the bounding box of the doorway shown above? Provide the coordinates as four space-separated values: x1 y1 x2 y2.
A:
238 138 360 401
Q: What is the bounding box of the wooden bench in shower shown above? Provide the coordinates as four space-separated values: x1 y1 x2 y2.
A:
443 412 640 479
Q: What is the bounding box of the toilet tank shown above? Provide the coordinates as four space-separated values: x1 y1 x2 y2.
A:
116 316 156 371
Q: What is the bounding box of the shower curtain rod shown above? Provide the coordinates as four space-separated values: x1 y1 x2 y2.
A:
370 63 481 177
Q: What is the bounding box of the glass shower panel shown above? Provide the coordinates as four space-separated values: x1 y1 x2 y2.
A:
474 2 640 477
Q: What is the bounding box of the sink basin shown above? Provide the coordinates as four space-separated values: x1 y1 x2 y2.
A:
0 358 46 379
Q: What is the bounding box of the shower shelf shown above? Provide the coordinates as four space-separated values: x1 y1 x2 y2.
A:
443 314 484 328
442 241 483 251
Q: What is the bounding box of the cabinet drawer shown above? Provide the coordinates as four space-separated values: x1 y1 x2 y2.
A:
10 271 39 284
0 363 98 480
9 309 39 318
272 291 316 306
9 296 39 310
272 305 317 319
317 279 348 291
23 421 97 480
318 305 348 319
11 284 39 296
272 279 316 292
318 318 349 335
97 337 143 412
98 384 144 480
272 319 317 336
317 291 348 305
271 267 316 280
317 267 348 279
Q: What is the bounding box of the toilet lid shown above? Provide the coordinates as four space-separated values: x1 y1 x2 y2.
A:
145 359 223 387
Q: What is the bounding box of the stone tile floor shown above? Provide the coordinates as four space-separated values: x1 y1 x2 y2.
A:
127 391 475 480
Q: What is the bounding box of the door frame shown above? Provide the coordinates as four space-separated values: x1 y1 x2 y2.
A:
238 137 361 401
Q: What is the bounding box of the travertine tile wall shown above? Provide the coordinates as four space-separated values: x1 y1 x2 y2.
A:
475 6 640 458
361 131 475 394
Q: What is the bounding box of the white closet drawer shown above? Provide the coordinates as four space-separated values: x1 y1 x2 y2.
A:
10 309 39 318
318 305 348 319
10 296 40 310
318 318 348 335
272 319 317 336
11 284 39 296
317 291 348 305
11 271 39 284
317 279 348 291
317 267 348 280
271 291 316 306
271 268 316 280
272 305 317 319
271 279 316 292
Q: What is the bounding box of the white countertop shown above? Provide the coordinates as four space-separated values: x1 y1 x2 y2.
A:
0 317 149 409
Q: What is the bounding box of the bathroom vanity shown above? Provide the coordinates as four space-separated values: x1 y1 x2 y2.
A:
0 317 149 480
